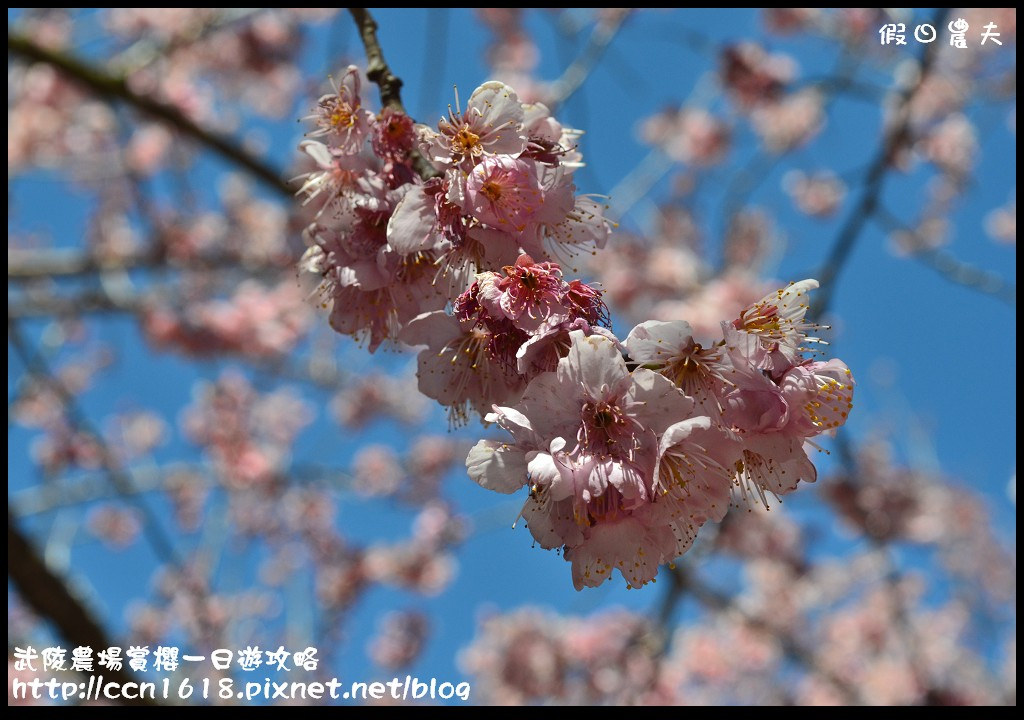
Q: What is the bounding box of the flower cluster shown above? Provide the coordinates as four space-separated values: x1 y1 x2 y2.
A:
467 279 854 590
401 254 611 425
299 70 611 354
298 73 853 591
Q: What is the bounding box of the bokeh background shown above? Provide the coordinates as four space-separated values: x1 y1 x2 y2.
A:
8 8 1016 705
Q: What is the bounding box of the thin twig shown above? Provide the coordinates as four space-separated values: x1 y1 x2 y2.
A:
7 246 292 281
874 207 1016 305
649 559 688 659
7 32 295 198
547 9 632 111
717 47 859 269
12 461 357 517
109 8 264 74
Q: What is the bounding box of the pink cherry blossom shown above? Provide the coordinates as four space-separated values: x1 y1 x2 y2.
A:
721 43 796 108
465 155 546 233
369 610 429 670
87 505 143 549
763 8 821 34
625 319 732 414
420 81 527 172
727 278 825 378
352 445 405 497
648 272 773 340
142 279 313 359
784 170 847 218
307 65 374 154
641 107 731 167
653 416 741 524
476 254 572 333
719 357 853 502
779 359 856 436
469 330 699 589
453 276 532 370
521 102 583 168
919 113 978 179
751 90 824 153
523 178 612 264
371 107 415 161
296 139 373 211
330 372 427 428
400 309 527 426
985 198 1016 245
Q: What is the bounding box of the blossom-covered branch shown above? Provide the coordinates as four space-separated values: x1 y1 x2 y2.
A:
347 7 441 181
7 31 294 197
811 7 950 316
296 57 854 589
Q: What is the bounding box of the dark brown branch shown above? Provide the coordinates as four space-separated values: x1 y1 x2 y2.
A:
7 31 295 198
811 8 951 317
649 558 688 659
347 8 440 180
347 8 404 112
8 509 158 706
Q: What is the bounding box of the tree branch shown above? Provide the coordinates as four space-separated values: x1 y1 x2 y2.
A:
346 8 440 180
8 508 158 706
7 246 290 282
811 8 951 317
347 8 404 112
7 31 295 198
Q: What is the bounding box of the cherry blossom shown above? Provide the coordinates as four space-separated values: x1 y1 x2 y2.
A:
307 65 374 154
726 278 826 378
624 319 731 414
400 309 528 426
370 611 429 669
419 81 527 173
641 107 731 167
721 43 796 108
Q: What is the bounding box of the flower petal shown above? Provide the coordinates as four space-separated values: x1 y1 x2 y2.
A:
558 330 630 400
387 186 441 255
466 439 528 494
625 320 696 365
